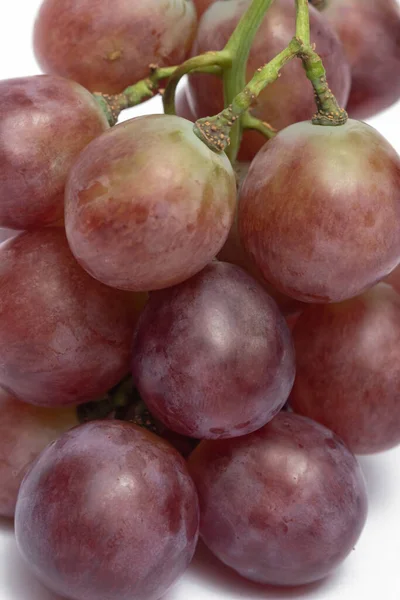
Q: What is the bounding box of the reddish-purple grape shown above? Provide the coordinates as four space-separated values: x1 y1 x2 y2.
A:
33 0 197 94
65 115 236 292
132 261 295 439
239 120 400 303
290 283 400 454
0 388 78 518
0 229 145 407
188 0 351 159
188 412 368 586
15 420 199 600
318 0 400 119
0 75 108 229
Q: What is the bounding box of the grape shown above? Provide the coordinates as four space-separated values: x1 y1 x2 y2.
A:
0 75 108 230
132 261 295 440
290 283 400 454
15 420 199 600
0 388 78 518
187 0 351 159
33 0 197 94
320 0 400 120
188 412 368 586
0 229 145 407
65 115 236 292
239 119 400 303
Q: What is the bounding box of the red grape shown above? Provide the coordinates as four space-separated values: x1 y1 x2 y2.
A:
188 412 368 586
239 119 400 303
132 261 295 439
0 388 78 518
15 420 199 600
0 75 108 229
320 0 400 119
33 0 197 94
187 0 351 159
290 283 400 454
65 115 236 292
0 229 145 407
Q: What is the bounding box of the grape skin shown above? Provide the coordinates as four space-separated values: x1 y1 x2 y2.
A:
33 0 197 94
217 162 305 316
187 0 351 159
0 389 78 518
290 283 400 454
65 115 236 292
132 261 295 439
0 75 108 229
322 0 400 119
0 229 144 407
15 421 199 600
239 120 400 303
188 412 368 586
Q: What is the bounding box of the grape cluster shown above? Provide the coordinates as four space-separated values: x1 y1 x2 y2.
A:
0 1 399 600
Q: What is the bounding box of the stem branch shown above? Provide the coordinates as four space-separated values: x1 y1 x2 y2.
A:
163 52 231 116
242 113 277 139
194 39 301 152
298 45 348 125
222 0 275 162
296 0 311 45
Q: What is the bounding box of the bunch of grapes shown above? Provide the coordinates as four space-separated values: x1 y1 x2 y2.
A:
0 0 399 599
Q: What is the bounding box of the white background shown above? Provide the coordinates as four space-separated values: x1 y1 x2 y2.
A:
0 1 400 599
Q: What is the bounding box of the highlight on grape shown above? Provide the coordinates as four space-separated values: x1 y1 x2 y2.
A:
0 1 399 599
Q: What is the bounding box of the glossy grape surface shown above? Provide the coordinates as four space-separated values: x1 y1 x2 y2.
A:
132 261 295 439
33 0 197 94
65 115 236 292
239 119 400 303
188 412 368 586
0 75 108 229
290 283 400 454
0 389 78 518
188 0 351 158
0 229 144 407
15 420 199 600
321 0 400 119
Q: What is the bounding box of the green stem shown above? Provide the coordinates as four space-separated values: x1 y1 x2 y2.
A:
242 113 277 139
163 51 231 116
194 39 301 152
296 0 311 44
222 0 275 162
298 45 348 125
95 63 222 126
